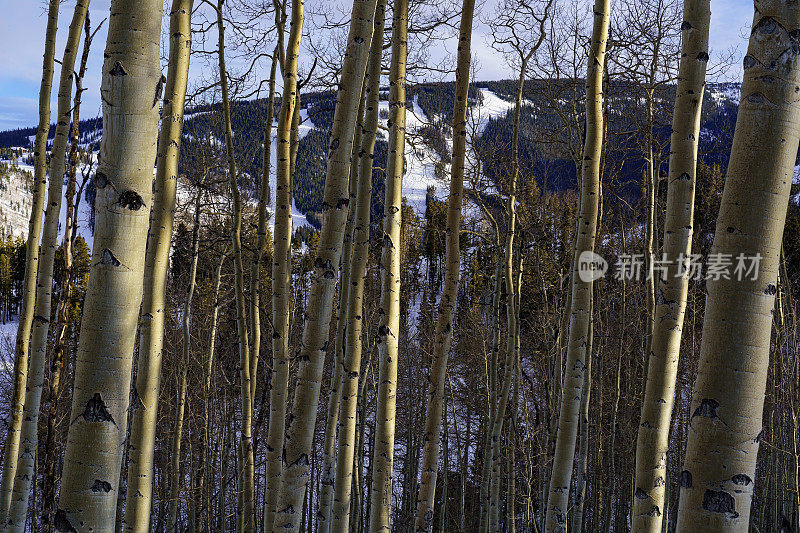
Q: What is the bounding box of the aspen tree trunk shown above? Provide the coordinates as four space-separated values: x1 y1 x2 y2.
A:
166 190 201 532
571 296 593 531
318 148 357 533
249 51 278 408
488 256 521 533
123 2 192 529
57 0 163 529
201 252 225 532
264 0 303 528
488 45 533 533
272 0 378 529
330 90 366 533
318 183 354 533
632 1 710 530
43 15 93 529
480 263 502 532
3 2 89 528
545 1 608 530
214 3 257 530
0 0 59 522
331 3 384 529
676 3 800 530
412 1 474 530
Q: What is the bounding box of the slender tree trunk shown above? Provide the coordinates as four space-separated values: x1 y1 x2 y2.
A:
124 2 192 529
488 256 521 533
412 2 474 530
632 1 710 531
200 252 225 532
273 0 378 529
571 296 593 531
0 0 59 522
480 263 502 532
214 3 256 530
676 3 800 530
166 190 202 532
249 51 279 409
545 1 608 530
264 0 303 527
332 3 384 529
4 1 89 528
43 15 94 530
57 0 163 529
318 146 357 533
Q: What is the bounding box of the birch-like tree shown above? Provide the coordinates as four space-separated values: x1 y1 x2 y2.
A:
272 0 379 529
413 0 474 529
633 1 710 530
4 2 90 529
264 0 303 527
56 0 164 529
0 0 60 521
330 2 384 531
545 0 609 530
124 2 193 529
677 2 800 530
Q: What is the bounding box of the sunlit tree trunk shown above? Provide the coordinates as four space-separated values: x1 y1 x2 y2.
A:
57 0 163 529
43 14 94 530
264 0 303 529
545 1 609 530
331 6 383 528
0 0 59 522
676 3 800 530
632 1 710 530
3 2 89 529
273 0 379 529
124 2 192 529
412 1 474 530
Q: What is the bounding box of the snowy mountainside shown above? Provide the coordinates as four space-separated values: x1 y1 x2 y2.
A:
0 81 744 240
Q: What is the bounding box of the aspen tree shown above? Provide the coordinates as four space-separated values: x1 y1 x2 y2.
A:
318 131 357 533
166 189 202 532
487 255 520 532
200 251 225 532
545 0 609 530
42 17 99 531
213 2 256 529
124 2 192 529
676 2 800 530
572 295 593 531
264 0 303 528
272 0 379 529
4 2 90 529
632 1 710 530
56 0 163 529
249 50 278 409
413 1 473 530
331 3 384 529
0 0 59 522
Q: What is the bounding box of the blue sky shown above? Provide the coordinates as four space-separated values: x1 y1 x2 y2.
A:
0 0 752 131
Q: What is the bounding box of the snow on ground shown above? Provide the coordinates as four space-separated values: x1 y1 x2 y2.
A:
376 88 515 215
0 159 34 240
264 109 313 230
0 319 17 344
708 82 741 105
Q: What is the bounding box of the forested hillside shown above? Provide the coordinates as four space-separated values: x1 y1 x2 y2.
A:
1 0 800 532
